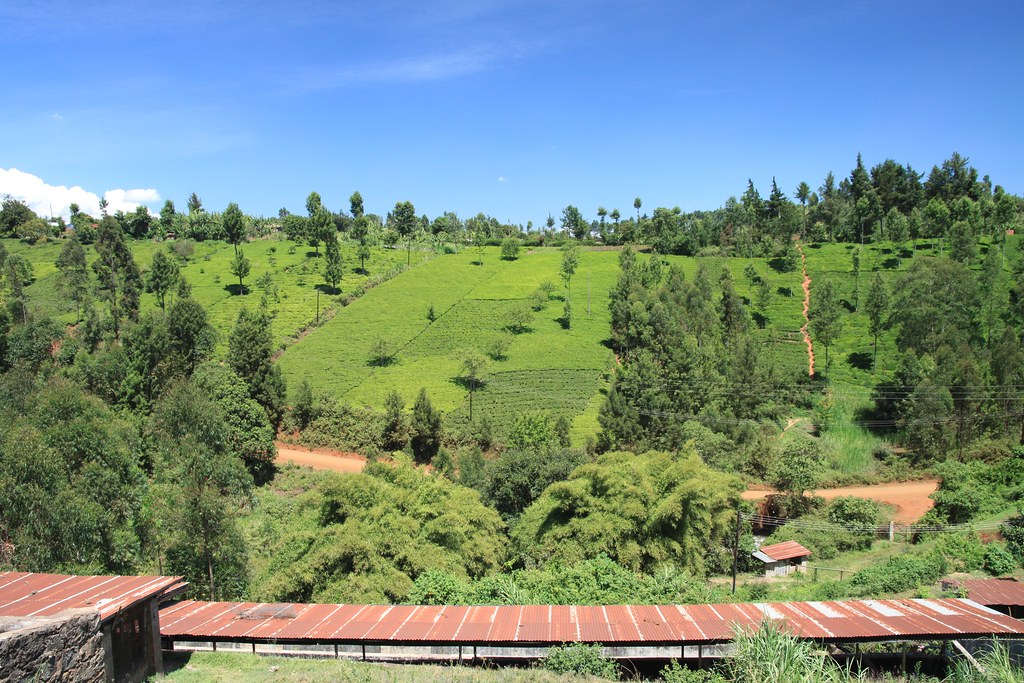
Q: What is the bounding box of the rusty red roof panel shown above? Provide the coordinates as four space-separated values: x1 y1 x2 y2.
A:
0 572 183 623
758 541 812 561
952 578 1024 607
159 598 1024 645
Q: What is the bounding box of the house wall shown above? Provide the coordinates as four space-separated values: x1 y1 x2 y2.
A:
0 609 105 683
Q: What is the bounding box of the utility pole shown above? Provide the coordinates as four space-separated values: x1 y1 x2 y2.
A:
732 508 741 594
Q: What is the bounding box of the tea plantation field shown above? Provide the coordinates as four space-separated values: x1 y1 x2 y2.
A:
2 236 414 351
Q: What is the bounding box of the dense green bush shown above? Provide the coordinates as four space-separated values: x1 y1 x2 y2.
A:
540 643 618 680
984 543 1017 576
512 450 741 574
848 551 947 596
252 459 506 603
484 446 586 520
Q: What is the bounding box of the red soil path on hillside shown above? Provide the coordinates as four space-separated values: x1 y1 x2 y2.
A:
275 442 367 473
742 479 938 524
797 242 815 376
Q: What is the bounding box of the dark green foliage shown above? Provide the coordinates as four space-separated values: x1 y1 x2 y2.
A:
541 643 617 679
848 551 947 596
166 296 216 375
512 450 741 574
150 381 253 600
984 543 1016 576
410 388 441 463
194 363 277 482
55 235 90 321
808 277 842 371
291 378 315 431
221 202 246 252
382 389 408 451
926 454 1024 524
254 461 505 603
0 378 147 574
0 196 36 236
484 446 586 520
324 230 342 292
890 257 980 353
1002 514 1024 566
229 307 286 426
4 317 63 372
92 216 142 338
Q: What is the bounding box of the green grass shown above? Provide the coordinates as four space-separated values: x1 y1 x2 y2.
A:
162 651 594 682
277 247 619 443
5 236 415 351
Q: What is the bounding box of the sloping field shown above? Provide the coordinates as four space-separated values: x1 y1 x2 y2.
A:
278 247 620 440
5 237 413 350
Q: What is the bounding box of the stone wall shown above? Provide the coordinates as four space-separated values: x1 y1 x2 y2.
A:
0 609 105 683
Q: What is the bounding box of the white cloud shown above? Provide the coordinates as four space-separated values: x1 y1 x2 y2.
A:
0 167 160 219
497 176 508 183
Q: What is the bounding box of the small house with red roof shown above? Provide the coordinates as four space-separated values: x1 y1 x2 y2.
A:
753 540 811 577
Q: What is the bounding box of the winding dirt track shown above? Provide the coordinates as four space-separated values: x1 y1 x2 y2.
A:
797 241 815 376
275 442 367 473
741 479 939 524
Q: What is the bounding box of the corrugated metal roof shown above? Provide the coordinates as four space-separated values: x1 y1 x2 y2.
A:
951 578 1024 607
0 572 185 623
159 598 1024 646
757 541 811 562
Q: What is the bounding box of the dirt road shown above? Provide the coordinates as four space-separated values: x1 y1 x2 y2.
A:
275 442 367 473
742 479 939 523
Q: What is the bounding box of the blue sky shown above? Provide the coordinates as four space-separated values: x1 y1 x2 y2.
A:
1 0 1021 224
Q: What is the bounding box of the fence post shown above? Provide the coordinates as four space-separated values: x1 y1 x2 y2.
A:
889 521 895 542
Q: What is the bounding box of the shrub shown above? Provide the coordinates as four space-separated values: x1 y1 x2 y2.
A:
540 643 618 679
661 660 727 683
727 621 852 683
500 237 521 260
849 551 947 596
984 543 1017 576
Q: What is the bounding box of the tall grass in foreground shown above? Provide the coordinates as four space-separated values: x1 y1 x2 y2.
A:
948 643 1024 683
726 622 861 683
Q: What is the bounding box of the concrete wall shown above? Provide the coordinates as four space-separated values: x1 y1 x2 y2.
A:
0 609 105 683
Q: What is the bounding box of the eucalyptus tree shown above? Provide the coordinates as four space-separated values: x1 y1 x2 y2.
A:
55 234 90 321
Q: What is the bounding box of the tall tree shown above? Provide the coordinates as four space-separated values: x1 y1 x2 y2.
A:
55 234 90 322
410 388 442 463
808 277 843 372
349 191 364 218
307 208 334 257
323 230 343 293
229 307 286 425
392 200 417 265
160 200 176 233
221 202 246 255
167 295 216 375
634 196 642 224
459 349 488 421
305 191 322 217
187 193 203 214
560 241 579 292
864 272 890 371
145 248 180 310
351 215 371 272
151 381 252 600
92 216 141 338
230 251 251 294
560 205 586 239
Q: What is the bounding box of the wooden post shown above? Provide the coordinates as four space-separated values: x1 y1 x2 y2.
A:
146 601 164 679
252 642 256 654
889 521 895 542
698 644 703 669
334 644 339 658
362 645 366 661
